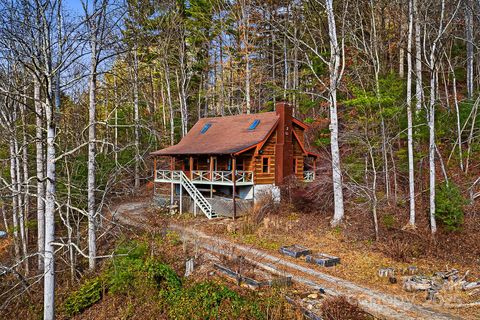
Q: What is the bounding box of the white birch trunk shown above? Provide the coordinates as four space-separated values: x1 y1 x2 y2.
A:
133 47 140 189
34 76 45 271
14 135 28 271
9 139 20 260
428 68 437 234
326 0 345 226
21 98 29 258
87 44 97 271
1 202 8 231
406 0 416 227
465 0 474 99
414 0 423 111
43 100 56 320
165 65 175 146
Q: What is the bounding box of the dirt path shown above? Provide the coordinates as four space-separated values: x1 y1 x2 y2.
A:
114 201 465 320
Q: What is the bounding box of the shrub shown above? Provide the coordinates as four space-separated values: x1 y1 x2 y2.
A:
320 296 372 320
435 182 465 231
64 277 103 317
107 241 183 296
382 214 395 230
166 281 252 320
107 241 148 293
377 236 426 262
144 259 182 297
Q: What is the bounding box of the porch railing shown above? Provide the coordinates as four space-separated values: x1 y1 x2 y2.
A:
304 171 315 182
155 169 254 185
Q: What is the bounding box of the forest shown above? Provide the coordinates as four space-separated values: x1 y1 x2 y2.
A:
0 0 479 319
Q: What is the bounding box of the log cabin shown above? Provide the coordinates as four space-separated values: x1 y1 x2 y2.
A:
150 102 318 218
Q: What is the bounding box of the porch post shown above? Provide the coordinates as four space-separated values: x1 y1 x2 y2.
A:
179 182 183 215
209 156 214 198
153 157 157 196
189 156 193 179
170 156 174 206
232 156 237 220
313 156 316 179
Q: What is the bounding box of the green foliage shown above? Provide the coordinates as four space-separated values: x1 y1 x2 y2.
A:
344 74 404 120
166 230 182 246
145 259 182 293
107 241 149 293
104 241 264 319
107 240 183 296
166 281 261 320
64 277 103 317
382 214 395 230
435 182 466 231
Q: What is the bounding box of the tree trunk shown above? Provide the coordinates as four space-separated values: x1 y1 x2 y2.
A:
43 102 56 320
1 202 8 231
465 0 474 99
9 138 20 261
87 46 97 271
165 65 175 146
414 0 423 111
406 0 416 227
34 76 45 271
326 0 345 226
133 46 140 189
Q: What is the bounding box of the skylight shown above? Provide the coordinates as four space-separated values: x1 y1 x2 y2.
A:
248 119 260 130
200 123 212 134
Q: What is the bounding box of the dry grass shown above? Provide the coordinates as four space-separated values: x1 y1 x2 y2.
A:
320 296 373 320
192 207 480 319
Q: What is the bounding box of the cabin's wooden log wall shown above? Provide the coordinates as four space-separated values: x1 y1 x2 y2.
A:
254 132 276 184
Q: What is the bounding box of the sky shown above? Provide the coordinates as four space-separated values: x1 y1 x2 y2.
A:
63 0 86 15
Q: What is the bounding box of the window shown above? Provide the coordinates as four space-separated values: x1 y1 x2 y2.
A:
262 157 269 173
248 119 260 130
200 123 212 134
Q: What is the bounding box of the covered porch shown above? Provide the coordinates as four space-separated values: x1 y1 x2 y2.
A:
153 154 254 186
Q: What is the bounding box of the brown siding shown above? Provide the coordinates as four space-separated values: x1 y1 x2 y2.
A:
254 130 276 184
293 124 305 145
294 156 304 180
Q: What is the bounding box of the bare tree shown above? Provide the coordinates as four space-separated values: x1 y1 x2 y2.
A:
326 0 345 226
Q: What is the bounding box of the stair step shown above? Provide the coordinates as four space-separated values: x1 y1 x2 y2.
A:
179 171 215 219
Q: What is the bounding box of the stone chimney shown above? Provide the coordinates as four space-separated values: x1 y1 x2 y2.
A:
275 102 293 185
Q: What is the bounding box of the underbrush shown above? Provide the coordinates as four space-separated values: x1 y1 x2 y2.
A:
320 296 373 320
62 238 296 319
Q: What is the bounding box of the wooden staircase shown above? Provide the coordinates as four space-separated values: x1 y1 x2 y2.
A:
178 171 217 219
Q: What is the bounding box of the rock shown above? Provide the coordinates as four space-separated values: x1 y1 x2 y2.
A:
185 258 194 277
403 276 432 292
378 267 395 278
434 269 458 280
406 266 418 275
0 231 6 239
462 281 480 291
307 293 318 299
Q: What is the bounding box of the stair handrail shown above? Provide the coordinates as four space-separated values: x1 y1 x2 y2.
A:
178 171 214 219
